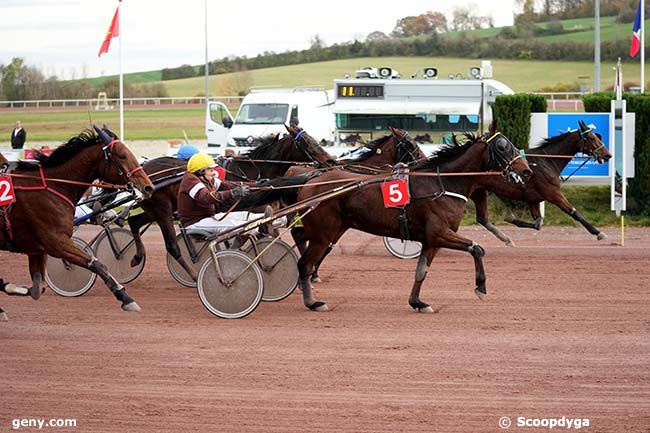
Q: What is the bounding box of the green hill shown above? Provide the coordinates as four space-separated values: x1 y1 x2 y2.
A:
158 56 645 95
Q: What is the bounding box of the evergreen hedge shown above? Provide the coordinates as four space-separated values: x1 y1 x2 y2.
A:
583 92 650 213
492 94 547 150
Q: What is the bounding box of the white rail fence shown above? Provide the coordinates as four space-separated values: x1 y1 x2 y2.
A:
0 96 245 109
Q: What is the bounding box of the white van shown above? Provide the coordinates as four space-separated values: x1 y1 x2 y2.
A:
206 87 335 147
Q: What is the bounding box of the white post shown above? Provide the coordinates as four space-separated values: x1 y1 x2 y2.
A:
642 0 645 93
118 0 124 140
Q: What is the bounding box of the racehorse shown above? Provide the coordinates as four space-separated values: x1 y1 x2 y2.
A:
291 122 532 313
0 127 154 321
291 127 427 282
470 120 611 244
125 125 337 282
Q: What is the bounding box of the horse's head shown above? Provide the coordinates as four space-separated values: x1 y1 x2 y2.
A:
578 120 611 164
388 127 427 164
482 121 532 186
93 125 154 199
284 125 336 167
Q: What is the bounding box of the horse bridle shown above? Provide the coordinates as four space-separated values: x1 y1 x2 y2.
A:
101 139 145 194
579 128 606 159
484 132 526 181
292 130 332 168
391 130 421 164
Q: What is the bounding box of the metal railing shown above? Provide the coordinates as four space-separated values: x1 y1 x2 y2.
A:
0 96 244 109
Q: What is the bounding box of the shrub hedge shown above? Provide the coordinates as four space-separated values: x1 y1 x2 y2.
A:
492 94 547 150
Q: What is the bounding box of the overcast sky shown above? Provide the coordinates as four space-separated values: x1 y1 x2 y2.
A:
1 0 518 79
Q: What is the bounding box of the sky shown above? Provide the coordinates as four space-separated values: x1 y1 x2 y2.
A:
0 0 518 79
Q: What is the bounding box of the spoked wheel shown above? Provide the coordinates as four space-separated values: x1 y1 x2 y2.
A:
167 233 209 288
93 227 144 284
383 236 422 260
45 237 97 297
197 249 263 319
244 237 299 302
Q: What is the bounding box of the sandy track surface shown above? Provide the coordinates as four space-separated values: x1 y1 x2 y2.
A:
1 226 649 432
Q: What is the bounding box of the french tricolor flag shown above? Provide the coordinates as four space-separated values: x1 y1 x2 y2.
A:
630 1 642 57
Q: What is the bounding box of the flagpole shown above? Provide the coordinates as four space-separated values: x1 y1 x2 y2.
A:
642 0 645 93
118 0 124 140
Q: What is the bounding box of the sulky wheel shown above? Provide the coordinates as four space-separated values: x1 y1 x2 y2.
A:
167 233 209 288
244 237 299 302
197 249 263 319
383 236 422 260
45 237 97 297
93 227 144 284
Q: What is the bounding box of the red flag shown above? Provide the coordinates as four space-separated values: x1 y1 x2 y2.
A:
98 7 119 57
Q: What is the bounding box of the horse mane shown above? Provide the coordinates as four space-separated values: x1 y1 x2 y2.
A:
346 134 392 162
535 130 574 150
415 133 480 170
17 130 100 171
242 134 287 159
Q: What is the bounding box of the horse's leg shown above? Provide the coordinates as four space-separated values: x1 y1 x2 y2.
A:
310 228 346 284
504 206 540 230
297 241 330 312
546 193 606 240
0 276 29 296
528 202 544 230
471 190 514 246
127 212 152 267
0 306 7 321
53 237 141 311
408 246 439 313
160 217 198 281
27 254 47 300
434 230 488 301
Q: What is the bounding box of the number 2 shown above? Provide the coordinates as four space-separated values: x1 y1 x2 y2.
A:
388 183 403 203
0 179 14 203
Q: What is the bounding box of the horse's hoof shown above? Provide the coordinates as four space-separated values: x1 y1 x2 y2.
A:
474 288 486 301
597 232 607 241
0 311 8 321
311 276 322 283
505 240 516 247
417 306 434 313
130 256 143 267
122 301 142 312
307 301 328 312
29 285 42 300
5 284 29 296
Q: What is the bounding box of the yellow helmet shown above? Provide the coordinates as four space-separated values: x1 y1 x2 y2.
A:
187 153 215 173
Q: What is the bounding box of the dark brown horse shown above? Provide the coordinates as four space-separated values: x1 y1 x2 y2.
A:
0 127 154 321
470 120 612 245
292 123 532 312
291 127 427 282
125 125 337 281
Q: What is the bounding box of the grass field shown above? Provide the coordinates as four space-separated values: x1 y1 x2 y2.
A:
159 56 644 96
0 108 206 142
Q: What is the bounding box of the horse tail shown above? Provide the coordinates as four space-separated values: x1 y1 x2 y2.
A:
235 172 317 210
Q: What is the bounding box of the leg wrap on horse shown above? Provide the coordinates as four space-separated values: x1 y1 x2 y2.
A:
0 278 6 292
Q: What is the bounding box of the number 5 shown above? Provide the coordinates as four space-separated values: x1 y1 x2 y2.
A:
389 183 403 203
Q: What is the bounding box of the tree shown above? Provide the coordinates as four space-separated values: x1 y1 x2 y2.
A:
310 34 324 50
366 31 389 41
392 11 448 37
451 6 492 31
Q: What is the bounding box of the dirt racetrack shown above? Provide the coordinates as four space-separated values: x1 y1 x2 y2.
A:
1 225 649 432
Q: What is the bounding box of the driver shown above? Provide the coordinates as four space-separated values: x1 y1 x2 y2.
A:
177 152 271 236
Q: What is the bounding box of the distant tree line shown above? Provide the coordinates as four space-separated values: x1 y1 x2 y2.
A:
0 57 168 101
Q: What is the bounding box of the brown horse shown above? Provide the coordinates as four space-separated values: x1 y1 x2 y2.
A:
290 127 427 282
0 127 153 321
292 123 532 312
125 125 337 282
470 120 612 245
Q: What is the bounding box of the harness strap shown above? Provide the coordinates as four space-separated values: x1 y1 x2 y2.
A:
13 167 75 209
443 192 468 202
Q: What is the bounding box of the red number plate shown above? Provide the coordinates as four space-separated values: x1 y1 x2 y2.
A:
381 179 410 208
0 175 16 206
